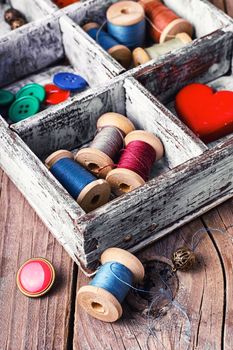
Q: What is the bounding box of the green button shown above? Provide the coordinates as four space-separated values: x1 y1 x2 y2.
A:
0 89 15 106
9 96 40 122
16 83 45 102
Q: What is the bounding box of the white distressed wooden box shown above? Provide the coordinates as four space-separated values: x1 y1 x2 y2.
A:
0 0 233 269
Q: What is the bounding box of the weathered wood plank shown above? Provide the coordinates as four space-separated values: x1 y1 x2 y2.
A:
0 170 76 350
74 213 229 349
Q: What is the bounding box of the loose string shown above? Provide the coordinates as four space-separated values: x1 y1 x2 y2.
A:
117 140 156 180
50 157 96 199
90 126 125 160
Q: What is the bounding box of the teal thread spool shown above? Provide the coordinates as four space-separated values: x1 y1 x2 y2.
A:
106 1 146 49
83 22 132 68
45 150 110 212
77 247 145 322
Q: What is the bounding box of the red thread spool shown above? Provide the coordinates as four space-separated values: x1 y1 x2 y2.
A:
106 130 164 196
139 0 193 43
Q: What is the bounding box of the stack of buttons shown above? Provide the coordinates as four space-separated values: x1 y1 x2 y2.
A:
0 72 88 123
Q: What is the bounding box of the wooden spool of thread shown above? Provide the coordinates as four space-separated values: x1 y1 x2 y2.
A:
106 130 164 196
83 22 132 69
133 32 192 66
45 150 110 212
139 0 193 43
106 1 146 49
77 247 145 322
75 113 135 178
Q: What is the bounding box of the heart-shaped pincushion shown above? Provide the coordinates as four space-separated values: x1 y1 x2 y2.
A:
175 83 233 143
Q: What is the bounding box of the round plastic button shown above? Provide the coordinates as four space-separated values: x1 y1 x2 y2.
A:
53 72 88 91
16 258 55 297
0 89 15 106
44 84 70 105
16 83 45 102
9 96 40 122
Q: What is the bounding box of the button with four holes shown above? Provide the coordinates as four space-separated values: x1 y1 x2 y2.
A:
44 83 70 105
53 72 88 91
0 89 15 106
16 257 55 297
9 96 40 122
16 83 45 102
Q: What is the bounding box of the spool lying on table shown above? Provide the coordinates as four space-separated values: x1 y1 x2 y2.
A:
75 112 135 178
139 0 193 43
133 33 192 66
106 130 164 196
83 22 132 69
77 247 145 322
45 150 110 212
106 1 146 49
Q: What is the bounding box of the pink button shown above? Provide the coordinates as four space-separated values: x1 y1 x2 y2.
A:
16 258 55 297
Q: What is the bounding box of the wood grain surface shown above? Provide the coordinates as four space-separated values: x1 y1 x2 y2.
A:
0 1 233 350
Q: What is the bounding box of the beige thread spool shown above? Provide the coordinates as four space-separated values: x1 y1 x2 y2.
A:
75 113 135 178
133 32 192 66
45 150 111 212
106 130 164 196
83 22 132 69
77 247 145 322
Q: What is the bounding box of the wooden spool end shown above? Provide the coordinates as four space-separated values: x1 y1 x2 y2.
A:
107 1 144 26
160 18 193 43
77 285 122 322
77 179 110 212
45 150 73 169
108 45 132 69
75 148 114 178
125 130 164 161
175 32 192 44
97 112 135 135
106 168 145 196
101 247 145 282
132 47 150 66
82 22 99 32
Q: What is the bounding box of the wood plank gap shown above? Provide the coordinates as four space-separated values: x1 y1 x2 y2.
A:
201 217 226 350
68 263 78 350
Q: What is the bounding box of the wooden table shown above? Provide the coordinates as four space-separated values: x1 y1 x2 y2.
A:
1 1 233 349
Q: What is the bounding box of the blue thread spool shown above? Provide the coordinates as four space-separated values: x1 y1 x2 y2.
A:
83 22 132 69
77 247 145 322
45 150 110 212
75 112 135 178
106 1 145 49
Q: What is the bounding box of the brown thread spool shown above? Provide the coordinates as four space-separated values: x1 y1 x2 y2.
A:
75 113 135 178
139 0 193 43
133 32 192 66
77 247 145 322
83 22 132 69
106 130 164 196
45 150 110 213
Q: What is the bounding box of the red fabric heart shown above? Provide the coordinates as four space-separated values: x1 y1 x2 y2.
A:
175 83 233 143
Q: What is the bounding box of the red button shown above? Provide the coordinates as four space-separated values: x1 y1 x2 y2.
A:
44 84 70 105
16 258 55 297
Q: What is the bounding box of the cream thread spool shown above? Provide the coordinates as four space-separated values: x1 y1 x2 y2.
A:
139 0 193 43
133 32 192 66
106 130 164 196
45 150 110 212
83 22 132 69
75 112 135 178
77 247 145 322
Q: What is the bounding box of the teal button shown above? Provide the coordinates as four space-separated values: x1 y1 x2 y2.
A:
9 96 40 122
0 89 15 106
16 83 45 102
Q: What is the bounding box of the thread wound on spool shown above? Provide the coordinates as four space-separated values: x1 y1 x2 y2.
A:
107 1 146 49
140 0 193 43
117 140 156 181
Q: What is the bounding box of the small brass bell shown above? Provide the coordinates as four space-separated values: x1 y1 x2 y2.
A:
172 246 195 272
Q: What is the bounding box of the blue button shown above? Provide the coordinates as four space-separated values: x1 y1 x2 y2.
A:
53 72 88 91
